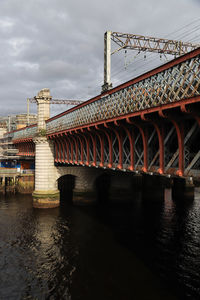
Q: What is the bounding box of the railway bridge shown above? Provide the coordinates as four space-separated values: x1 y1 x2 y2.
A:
10 47 200 207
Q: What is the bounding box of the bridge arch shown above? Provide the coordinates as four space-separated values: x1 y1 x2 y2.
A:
58 174 76 203
56 166 105 205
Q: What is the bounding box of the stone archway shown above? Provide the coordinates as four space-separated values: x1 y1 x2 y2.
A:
58 174 76 203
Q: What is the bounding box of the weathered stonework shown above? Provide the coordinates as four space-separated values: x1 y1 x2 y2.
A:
32 190 60 208
56 166 103 205
35 88 51 131
17 175 34 194
33 136 59 208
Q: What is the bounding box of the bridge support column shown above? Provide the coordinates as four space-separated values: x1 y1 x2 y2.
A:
33 137 60 208
72 168 100 205
57 166 103 205
142 174 165 201
108 173 142 203
0 176 5 194
172 177 194 201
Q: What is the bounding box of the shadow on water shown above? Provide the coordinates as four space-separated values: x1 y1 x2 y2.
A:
58 175 76 204
1 184 200 299
69 184 200 300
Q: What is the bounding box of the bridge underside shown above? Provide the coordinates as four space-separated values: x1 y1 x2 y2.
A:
49 100 200 179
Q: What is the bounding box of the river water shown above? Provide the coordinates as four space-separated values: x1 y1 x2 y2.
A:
0 189 200 299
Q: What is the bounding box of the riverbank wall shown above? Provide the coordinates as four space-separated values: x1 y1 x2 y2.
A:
0 170 34 194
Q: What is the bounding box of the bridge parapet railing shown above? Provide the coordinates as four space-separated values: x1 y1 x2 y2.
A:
9 124 37 141
46 49 200 134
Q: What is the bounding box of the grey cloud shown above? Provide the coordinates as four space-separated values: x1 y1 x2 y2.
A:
0 0 200 116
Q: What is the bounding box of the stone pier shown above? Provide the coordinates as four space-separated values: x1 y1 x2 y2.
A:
32 89 59 208
57 166 103 205
142 174 165 201
172 177 194 201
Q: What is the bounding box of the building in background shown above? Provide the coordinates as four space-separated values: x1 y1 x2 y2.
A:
0 113 36 171
0 113 37 132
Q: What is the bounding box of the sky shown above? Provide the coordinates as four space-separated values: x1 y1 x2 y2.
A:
0 0 200 117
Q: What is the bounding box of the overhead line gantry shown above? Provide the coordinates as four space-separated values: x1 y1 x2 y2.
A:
102 31 200 92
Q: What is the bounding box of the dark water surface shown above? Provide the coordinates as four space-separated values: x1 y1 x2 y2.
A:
0 189 200 299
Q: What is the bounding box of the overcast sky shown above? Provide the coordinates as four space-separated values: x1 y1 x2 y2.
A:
0 0 200 117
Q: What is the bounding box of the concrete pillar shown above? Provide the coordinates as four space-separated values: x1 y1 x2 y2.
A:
142 174 165 201
32 137 60 208
172 177 194 201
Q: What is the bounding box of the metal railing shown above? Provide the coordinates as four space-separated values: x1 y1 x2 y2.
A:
9 124 37 141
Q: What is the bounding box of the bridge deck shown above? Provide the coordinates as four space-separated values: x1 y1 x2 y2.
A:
9 47 200 140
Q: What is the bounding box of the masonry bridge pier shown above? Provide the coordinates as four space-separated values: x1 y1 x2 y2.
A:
10 47 200 208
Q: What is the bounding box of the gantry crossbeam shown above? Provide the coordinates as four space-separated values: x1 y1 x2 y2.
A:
111 32 199 55
28 98 83 106
102 31 200 92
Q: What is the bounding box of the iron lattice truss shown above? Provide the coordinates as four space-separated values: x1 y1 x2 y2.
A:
11 50 200 139
111 32 199 55
46 53 200 134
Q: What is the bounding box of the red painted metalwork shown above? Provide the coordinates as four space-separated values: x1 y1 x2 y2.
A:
80 130 90 165
112 124 123 169
181 104 200 127
159 109 184 176
55 134 62 160
126 117 148 172
76 133 84 164
69 135 74 163
60 136 65 162
103 123 113 168
54 138 58 162
153 123 164 174
70 134 78 163
141 113 164 174
58 138 62 163
64 133 70 163
122 125 135 171
171 120 184 176
195 117 200 126
95 125 104 167
87 128 97 167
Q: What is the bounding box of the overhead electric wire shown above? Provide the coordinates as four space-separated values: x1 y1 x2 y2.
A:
111 18 200 87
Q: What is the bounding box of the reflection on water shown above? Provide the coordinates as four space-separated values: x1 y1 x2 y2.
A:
0 189 200 299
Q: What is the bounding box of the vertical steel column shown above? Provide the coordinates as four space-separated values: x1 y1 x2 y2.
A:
153 123 164 174
103 123 113 168
76 133 84 164
122 125 135 171
87 128 97 167
64 133 70 163
102 31 112 92
172 120 184 176
126 118 148 172
95 125 104 167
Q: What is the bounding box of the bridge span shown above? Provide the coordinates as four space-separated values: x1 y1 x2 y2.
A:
10 47 200 207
